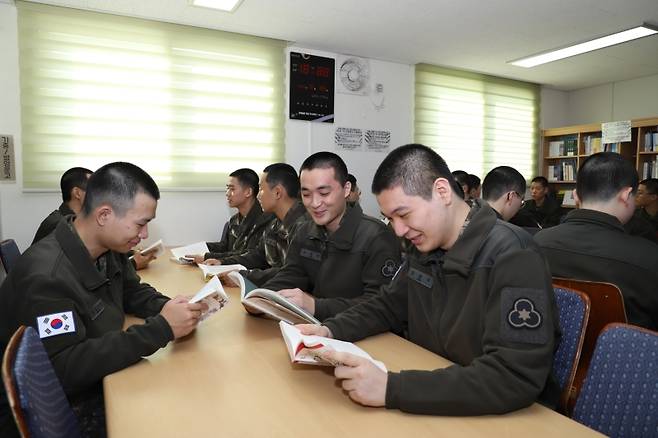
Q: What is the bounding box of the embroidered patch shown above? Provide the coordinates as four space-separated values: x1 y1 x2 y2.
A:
500 287 549 345
36 311 76 339
508 298 541 328
300 248 322 261
381 259 399 277
408 268 433 288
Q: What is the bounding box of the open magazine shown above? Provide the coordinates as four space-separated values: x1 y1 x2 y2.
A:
189 276 229 322
198 263 246 281
170 241 208 264
279 321 386 371
129 239 165 260
227 271 320 325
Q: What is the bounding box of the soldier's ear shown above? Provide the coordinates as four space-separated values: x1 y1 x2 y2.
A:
273 184 283 200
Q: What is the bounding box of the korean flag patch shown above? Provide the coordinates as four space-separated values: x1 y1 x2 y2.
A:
36 311 76 339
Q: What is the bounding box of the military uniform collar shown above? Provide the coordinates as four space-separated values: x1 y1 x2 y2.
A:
55 218 113 291
417 199 497 276
241 201 263 224
564 208 625 232
283 201 307 230
308 203 362 250
58 202 75 216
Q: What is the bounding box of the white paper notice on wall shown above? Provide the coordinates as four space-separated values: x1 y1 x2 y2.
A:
602 121 631 144
335 127 363 151
365 130 391 152
1 135 15 181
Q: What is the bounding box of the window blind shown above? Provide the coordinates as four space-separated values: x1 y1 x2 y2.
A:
415 64 539 181
17 1 285 190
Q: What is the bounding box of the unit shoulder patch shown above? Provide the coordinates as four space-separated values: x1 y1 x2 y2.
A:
500 287 549 345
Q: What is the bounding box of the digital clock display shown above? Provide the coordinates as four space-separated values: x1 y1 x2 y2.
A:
289 52 335 123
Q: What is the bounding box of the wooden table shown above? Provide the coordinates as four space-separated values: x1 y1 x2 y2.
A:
104 256 602 437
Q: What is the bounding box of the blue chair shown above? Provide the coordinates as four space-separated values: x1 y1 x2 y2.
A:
0 239 21 274
572 323 658 438
552 286 590 414
1 326 80 438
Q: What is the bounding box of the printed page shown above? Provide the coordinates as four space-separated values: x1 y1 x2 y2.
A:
199 264 247 280
170 241 209 259
189 276 229 322
279 321 386 372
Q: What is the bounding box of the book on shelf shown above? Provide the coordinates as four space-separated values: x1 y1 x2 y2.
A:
227 271 320 325
644 132 658 152
642 160 657 179
129 239 164 260
547 159 576 182
548 140 564 157
170 241 209 264
279 321 386 372
189 276 229 322
547 136 577 157
198 263 246 281
584 135 602 155
561 189 577 207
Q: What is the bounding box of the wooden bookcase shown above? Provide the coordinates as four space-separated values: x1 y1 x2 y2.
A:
541 117 658 206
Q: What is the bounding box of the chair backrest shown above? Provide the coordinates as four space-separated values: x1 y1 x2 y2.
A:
1 326 80 438
552 277 627 413
573 323 658 437
0 239 21 274
552 286 590 414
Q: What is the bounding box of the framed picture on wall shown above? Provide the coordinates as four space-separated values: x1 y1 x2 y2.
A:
289 52 335 123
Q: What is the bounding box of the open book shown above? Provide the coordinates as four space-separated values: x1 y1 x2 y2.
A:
189 276 229 322
227 271 320 325
198 263 246 281
129 239 164 260
279 321 386 371
170 241 209 264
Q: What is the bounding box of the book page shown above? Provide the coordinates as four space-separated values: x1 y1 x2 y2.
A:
140 239 165 257
227 271 258 300
246 289 320 325
189 276 229 322
279 322 386 372
170 241 209 259
198 264 246 281
243 297 316 325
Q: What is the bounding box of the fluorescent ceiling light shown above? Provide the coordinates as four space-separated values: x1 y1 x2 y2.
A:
509 24 658 68
191 0 244 12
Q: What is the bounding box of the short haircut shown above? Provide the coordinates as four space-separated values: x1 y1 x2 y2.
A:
82 162 160 217
229 168 259 196
640 178 658 195
60 167 92 202
468 174 481 190
372 144 459 200
347 173 358 192
531 176 549 188
577 152 638 203
263 163 300 198
482 166 526 202
299 152 348 185
451 170 469 199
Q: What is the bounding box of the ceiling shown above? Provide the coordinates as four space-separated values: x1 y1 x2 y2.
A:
25 0 658 91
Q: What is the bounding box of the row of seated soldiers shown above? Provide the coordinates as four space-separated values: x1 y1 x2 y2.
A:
2 148 655 437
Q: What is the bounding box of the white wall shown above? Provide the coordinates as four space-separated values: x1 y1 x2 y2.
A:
0 2 413 250
284 46 414 219
566 74 658 125
539 87 569 130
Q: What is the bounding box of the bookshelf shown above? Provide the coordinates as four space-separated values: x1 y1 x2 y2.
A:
541 117 658 206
